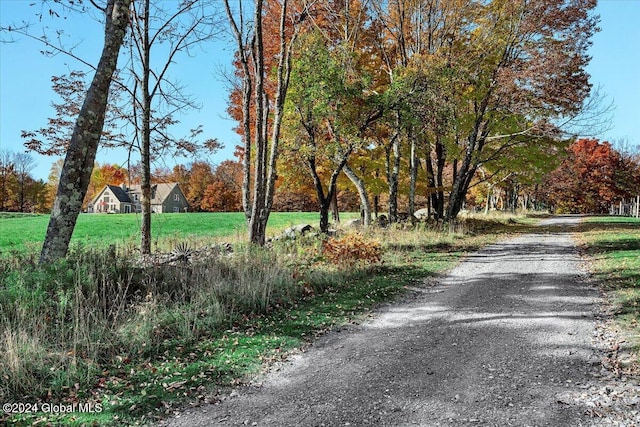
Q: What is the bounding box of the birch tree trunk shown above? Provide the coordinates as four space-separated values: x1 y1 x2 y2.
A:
40 0 131 264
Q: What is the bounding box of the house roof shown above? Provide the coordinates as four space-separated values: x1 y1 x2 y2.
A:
106 185 132 203
90 184 132 205
128 183 180 204
91 183 187 207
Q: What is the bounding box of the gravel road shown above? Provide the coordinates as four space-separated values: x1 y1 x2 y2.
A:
161 216 637 426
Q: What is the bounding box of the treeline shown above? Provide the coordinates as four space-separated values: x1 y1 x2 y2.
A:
465 139 640 215
46 159 322 213
0 150 48 213
154 160 370 213
45 160 244 213
33 158 363 215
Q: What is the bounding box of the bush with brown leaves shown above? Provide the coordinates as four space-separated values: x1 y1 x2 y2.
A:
322 233 382 268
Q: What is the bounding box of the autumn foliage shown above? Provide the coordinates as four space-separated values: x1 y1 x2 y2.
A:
542 139 639 214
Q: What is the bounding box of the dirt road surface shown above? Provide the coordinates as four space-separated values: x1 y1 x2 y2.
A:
161 216 637 426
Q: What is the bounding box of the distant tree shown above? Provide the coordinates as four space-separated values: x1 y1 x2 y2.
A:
45 159 64 211
212 160 242 191
208 160 243 211
272 189 316 212
613 139 640 200
85 163 128 207
0 150 15 211
186 161 215 211
166 164 191 190
543 139 629 213
0 152 54 213
201 181 242 212
22 178 49 213
13 153 36 212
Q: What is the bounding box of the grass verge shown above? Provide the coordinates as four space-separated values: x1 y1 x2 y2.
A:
0 214 535 426
575 216 640 371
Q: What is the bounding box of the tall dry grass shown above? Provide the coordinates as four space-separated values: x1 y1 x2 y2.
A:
0 243 306 401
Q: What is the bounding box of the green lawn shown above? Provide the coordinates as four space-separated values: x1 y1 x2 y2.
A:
577 216 640 365
0 212 357 254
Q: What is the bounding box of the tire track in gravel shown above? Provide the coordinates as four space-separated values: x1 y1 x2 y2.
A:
161 216 613 427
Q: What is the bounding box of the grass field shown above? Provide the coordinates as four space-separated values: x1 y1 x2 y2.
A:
576 216 640 368
0 211 358 254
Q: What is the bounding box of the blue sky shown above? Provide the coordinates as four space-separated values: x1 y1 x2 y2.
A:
0 0 239 181
1 0 639 181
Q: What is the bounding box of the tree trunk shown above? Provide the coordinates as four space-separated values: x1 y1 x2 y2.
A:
343 163 371 226
330 190 340 224
374 194 379 218
265 0 294 218
308 150 348 233
18 179 25 212
447 164 477 220
435 136 445 219
225 0 294 245
140 0 152 255
446 119 488 220
0 151 9 211
386 133 400 223
484 184 493 215
425 141 436 219
40 0 131 264
319 199 331 233
408 133 417 216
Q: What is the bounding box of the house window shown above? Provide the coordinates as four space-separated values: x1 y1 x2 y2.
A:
104 196 110 203
134 194 139 201
174 194 179 201
173 207 179 213
104 191 110 196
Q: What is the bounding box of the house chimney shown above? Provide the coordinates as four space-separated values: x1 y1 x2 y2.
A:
121 182 127 191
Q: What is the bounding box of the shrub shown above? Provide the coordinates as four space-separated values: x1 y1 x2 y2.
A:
322 232 383 268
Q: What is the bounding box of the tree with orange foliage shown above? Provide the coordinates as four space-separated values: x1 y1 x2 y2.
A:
224 0 303 244
543 139 633 214
209 160 243 212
